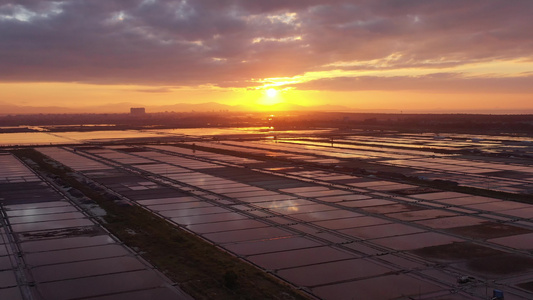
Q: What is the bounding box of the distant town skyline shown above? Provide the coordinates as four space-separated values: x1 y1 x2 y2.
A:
1 1 533 113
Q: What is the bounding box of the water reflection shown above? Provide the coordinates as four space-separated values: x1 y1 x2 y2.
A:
0 127 334 146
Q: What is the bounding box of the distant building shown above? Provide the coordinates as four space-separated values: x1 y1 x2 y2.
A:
130 107 146 115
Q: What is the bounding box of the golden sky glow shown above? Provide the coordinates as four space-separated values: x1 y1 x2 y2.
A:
1 1 533 113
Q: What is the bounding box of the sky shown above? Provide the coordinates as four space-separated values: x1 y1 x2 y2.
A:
1 0 533 113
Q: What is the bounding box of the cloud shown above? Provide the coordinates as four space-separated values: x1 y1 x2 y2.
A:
0 0 532 89
293 73 533 93
135 87 173 93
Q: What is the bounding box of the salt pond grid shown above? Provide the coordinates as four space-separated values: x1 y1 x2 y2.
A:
1 131 533 299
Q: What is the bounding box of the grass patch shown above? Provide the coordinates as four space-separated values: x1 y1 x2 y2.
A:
517 281 533 292
411 242 504 261
466 254 533 276
445 222 533 240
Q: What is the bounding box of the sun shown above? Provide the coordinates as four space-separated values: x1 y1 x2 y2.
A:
257 87 284 107
266 88 278 98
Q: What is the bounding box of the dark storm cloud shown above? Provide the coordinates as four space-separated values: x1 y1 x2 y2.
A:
0 0 532 88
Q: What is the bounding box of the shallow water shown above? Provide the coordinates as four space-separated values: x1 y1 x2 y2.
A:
0 127 332 146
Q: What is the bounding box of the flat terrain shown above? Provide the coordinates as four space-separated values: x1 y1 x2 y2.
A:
1 126 533 299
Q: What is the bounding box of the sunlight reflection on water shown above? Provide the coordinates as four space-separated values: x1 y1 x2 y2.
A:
0 127 333 146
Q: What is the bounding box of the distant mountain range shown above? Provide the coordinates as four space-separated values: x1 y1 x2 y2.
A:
0 101 353 115
1 102 530 115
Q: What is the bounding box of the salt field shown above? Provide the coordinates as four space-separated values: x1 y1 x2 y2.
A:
0 153 191 299
1 130 533 299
